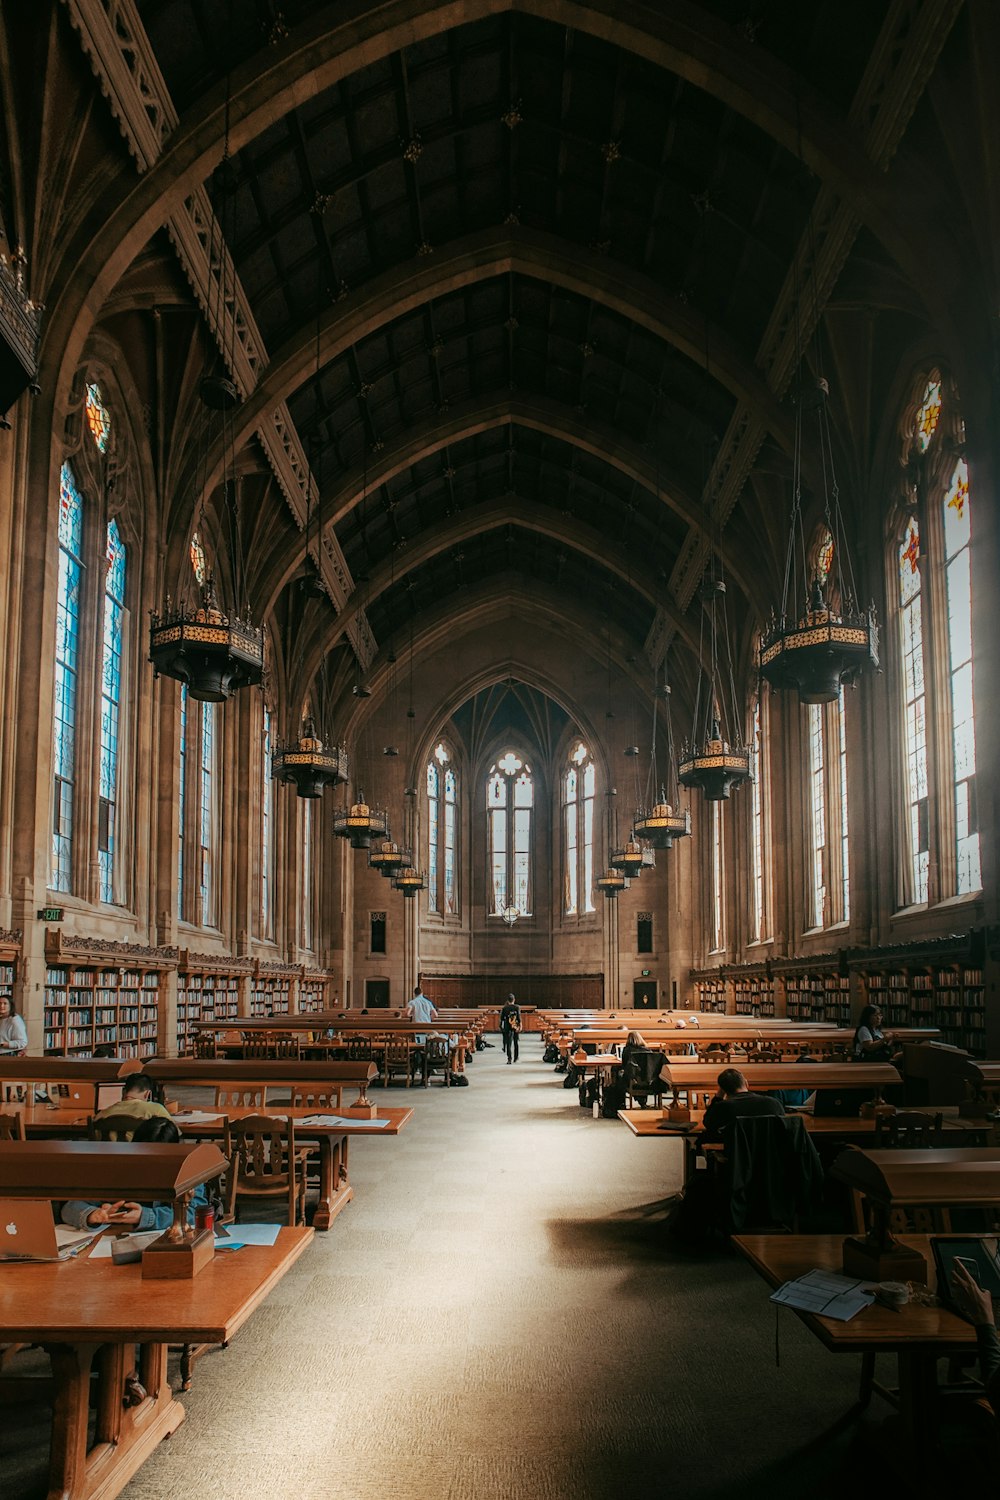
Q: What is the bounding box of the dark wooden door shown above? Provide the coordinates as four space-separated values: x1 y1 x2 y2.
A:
633 981 657 1009
365 979 390 1009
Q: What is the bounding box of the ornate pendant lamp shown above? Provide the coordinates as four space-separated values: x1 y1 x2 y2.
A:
272 716 348 799
369 838 407 877
633 664 691 849
759 373 878 704
391 787 424 897
332 793 389 850
596 865 627 898
609 837 647 880
149 92 263 702
678 577 751 802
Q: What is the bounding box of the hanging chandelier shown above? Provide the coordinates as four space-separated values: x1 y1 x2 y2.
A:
369 838 407 877
272 717 348 799
759 376 878 705
678 578 751 802
609 837 648 879
332 793 389 850
392 861 425 897
149 570 264 703
391 781 425 896
633 665 691 849
596 866 627 898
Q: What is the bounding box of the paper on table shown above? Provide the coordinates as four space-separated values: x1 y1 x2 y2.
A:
171 1110 224 1123
297 1113 390 1128
89 1229 162 1259
770 1268 875 1322
215 1223 282 1247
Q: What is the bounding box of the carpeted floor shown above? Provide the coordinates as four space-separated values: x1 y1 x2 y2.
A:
3 1042 986 1498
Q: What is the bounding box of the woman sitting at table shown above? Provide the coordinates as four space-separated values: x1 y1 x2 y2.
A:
0 994 27 1055
60 1117 209 1231
852 1004 901 1064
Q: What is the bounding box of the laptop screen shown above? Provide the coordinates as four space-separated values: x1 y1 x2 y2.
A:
95 1083 125 1112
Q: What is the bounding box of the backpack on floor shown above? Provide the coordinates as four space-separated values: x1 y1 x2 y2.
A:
542 1042 559 1063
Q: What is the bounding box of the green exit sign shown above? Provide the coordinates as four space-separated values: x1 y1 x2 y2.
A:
641 969 651 977
38 907 63 922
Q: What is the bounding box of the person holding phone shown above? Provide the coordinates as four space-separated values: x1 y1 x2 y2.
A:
950 1258 1000 1411
60 1117 208 1231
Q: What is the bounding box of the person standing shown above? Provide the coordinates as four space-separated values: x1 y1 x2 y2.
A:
499 993 522 1064
0 994 28 1055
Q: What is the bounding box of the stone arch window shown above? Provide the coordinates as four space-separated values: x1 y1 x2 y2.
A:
427 742 458 915
892 370 981 906
487 750 533 917
563 741 595 915
98 518 127 903
51 462 85 892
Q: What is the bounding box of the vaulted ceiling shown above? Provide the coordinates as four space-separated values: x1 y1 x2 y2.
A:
31 0 977 727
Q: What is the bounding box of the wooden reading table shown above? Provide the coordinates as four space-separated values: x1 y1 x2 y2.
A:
0 1226 312 1500
733 1232 977 1460
8 1101 413 1231
656 1060 901 1109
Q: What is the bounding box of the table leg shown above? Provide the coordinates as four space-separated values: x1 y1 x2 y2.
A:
312 1132 353 1231
46 1340 182 1500
896 1351 940 1461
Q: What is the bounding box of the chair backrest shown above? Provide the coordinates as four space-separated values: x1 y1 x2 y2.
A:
242 1035 277 1060
270 1036 301 1060
89 1111 142 1142
385 1041 410 1065
290 1087 341 1109
228 1113 296 1187
0 1111 25 1140
193 1033 218 1059
874 1110 944 1149
346 1037 374 1060
214 1085 268 1109
425 1037 450 1064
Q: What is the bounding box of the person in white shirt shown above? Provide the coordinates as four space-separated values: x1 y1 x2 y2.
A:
0 994 27 1055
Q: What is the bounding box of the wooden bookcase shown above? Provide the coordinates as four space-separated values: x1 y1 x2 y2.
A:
299 971 328 1013
0 928 19 1018
690 972 728 1014
175 953 250 1053
43 933 170 1059
733 971 775 1018
251 964 295 1019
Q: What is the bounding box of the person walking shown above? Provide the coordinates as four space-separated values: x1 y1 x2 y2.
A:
499 993 522 1064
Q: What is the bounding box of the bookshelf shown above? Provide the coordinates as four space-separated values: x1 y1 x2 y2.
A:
43 935 169 1059
251 964 295 1019
0 928 19 1019
299 971 328 1013
933 964 985 1054
691 973 728 1014
175 953 249 1053
733 972 775 1018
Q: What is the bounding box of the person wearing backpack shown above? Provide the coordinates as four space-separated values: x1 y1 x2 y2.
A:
499 993 522 1064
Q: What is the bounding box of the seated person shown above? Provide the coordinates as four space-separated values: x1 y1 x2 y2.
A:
950 1259 1000 1412
96 1071 172 1129
61 1116 209 1231
0 994 28 1055
853 1004 901 1064
701 1067 785 1142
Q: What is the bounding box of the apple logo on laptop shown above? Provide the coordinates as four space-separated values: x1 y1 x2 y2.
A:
5 1222 18 1236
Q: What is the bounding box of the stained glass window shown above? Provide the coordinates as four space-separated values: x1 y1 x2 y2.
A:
199 704 215 925
98 519 126 902
488 754 532 916
261 706 273 937
816 530 835 583
301 800 313 949
807 704 827 928
178 686 187 919
839 693 850 923
898 520 928 903
427 761 440 914
190 531 207 586
564 744 595 916
443 768 456 915
943 460 980 894
85 382 111 454
915 377 942 453
711 802 724 951
749 698 766 943
52 463 84 891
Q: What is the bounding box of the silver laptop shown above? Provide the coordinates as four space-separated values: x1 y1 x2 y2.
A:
0 1200 94 1261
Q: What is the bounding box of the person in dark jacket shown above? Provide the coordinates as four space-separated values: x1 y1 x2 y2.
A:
701 1067 784 1141
499 994 521 1063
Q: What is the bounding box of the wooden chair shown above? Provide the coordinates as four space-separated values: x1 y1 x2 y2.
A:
346 1036 374 1061
290 1086 342 1110
214 1085 268 1109
0 1112 25 1140
873 1110 945 1149
193 1033 219 1059
223 1114 309 1225
242 1034 278 1060
383 1040 413 1087
423 1036 451 1087
88 1112 144 1142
